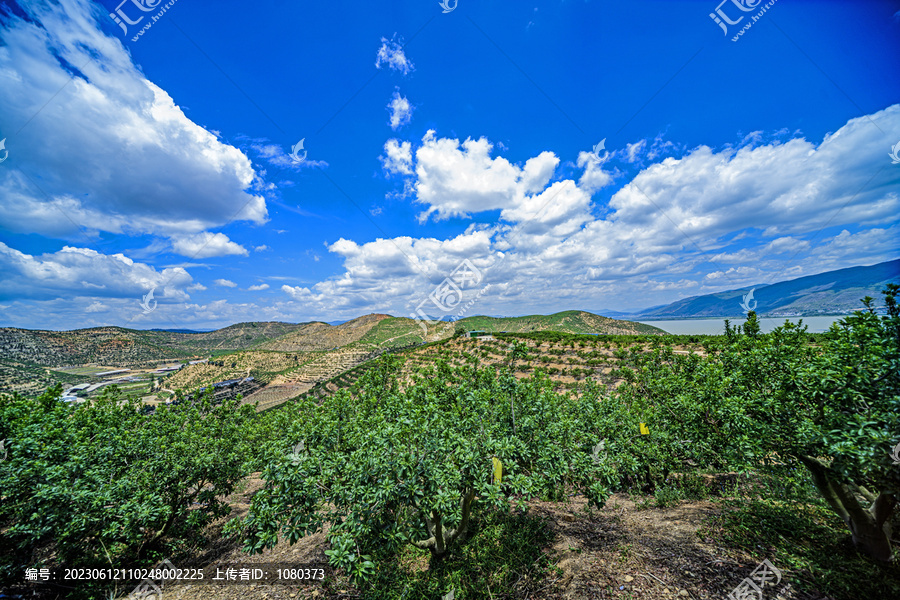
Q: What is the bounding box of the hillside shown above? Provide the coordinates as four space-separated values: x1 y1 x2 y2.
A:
355 311 666 349
457 310 666 335
0 321 310 369
0 326 188 368
619 258 900 319
255 314 393 351
143 321 311 352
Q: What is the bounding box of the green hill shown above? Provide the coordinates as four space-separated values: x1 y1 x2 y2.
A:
357 310 665 348
456 310 666 335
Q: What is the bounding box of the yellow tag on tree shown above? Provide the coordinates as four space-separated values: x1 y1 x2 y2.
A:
639 422 649 435
492 457 503 485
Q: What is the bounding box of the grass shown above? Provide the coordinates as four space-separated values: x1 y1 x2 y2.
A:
698 479 900 600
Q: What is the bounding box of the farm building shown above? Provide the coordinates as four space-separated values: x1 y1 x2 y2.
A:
95 369 130 377
464 331 494 340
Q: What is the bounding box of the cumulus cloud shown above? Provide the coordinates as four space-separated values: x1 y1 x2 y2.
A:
0 0 267 248
214 279 237 288
247 284 270 291
0 242 192 302
808 225 900 269
413 131 571 222
576 147 614 193
187 283 207 292
387 89 414 130
285 107 900 319
278 228 497 315
0 295 303 331
282 285 313 302
608 105 900 248
170 233 248 258
375 35 414 74
381 139 413 175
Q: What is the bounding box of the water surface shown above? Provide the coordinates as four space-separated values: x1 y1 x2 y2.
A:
638 315 846 335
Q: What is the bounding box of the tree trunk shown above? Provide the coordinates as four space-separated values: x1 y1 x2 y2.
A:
412 489 476 559
798 455 895 562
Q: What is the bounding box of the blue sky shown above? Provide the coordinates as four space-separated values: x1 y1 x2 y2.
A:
0 0 898 330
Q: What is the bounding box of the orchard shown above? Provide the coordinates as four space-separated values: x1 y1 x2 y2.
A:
0 286 897 598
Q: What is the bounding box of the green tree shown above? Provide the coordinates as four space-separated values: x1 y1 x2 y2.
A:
759 286 899 561
742 310 761 337
0 385 255 589
614 286 900 561
227 357 616 583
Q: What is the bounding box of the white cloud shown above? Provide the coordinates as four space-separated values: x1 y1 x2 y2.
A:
0 0 267 247
576 148 614 193
608 105 900 248
254 245 270 252
0 295 304 331
85 301 107 313
625 140 646 163
388 89 414 130
381 139 414 175
619 134 682 165
807 226 900 269
413 131 570 222
375 35 414 74
274 107 900 319
249 141 329 170
214 279 237 288
170 232 248 258
282 285 313 301
187 283 207 292
247 284 270 291
0 242 192 302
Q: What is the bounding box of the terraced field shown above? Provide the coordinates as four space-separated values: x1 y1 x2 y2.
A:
400 336 634 393
163 346 388 411
291 331 711 407
242 384 311 411
164 351 314 391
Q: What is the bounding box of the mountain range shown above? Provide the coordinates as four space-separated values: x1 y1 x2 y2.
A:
594 259 900 320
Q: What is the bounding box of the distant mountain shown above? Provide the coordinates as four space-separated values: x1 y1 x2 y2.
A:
614 259 900 320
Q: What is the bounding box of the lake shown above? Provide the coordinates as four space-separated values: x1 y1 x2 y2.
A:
638 315 847 335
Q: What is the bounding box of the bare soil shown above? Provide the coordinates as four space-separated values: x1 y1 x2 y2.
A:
153 482 801 600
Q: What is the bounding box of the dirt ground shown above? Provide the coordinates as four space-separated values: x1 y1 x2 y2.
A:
149 479 806 600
